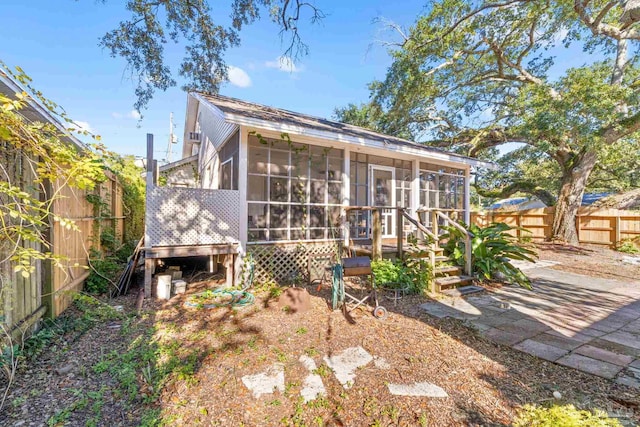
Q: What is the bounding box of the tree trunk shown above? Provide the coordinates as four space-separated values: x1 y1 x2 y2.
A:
551 150 598 244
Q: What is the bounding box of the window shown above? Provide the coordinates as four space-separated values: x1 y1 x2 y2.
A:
419 162 466 224
247 135 343 242
219 158 233 189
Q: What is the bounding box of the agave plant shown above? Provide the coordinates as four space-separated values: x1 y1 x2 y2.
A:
442 222 538 289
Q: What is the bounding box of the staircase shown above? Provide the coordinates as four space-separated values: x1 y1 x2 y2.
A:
344 206 476 294
430 246 474 293
401 209 475 294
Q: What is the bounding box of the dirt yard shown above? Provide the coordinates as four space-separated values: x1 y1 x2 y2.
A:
537 243 639 283
2 245 639 426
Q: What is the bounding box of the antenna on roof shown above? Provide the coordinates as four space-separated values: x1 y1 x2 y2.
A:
166 112 177 163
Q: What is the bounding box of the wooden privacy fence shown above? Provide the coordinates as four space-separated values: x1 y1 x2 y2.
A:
45 172 124 319
471 207 640 247
1 170 124 340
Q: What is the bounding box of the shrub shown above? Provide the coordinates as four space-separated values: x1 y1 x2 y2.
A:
85 250 121 294
513 404 622 427
371 259 412 290
616 238 640 254
371 257 432 294
442 222 537 288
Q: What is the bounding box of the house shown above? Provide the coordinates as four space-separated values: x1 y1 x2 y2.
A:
488 197 547 211
143 93 491 292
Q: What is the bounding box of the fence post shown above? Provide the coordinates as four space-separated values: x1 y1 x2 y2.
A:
615 215 621 246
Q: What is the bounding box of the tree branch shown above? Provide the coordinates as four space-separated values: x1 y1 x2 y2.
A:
474 181 556 206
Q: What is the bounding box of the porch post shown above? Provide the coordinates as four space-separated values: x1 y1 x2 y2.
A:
235 127 249 284
464 166 471 225
411 159 421 238
342 150 351 250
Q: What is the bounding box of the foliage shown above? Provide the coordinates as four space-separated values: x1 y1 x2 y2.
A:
442 223 537 288
344 0 640 243
85 250 122 295
513 404 622 427
616 238 640 254
371 254 432 294
371 259 412 290
105 154 146 246
100 0 324 111
0 64 107 281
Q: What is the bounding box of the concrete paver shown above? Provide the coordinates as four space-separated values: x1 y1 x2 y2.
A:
513 339 569 362
531 332 585 351
573 345 635 366
556 354 623 379
419 265 640 388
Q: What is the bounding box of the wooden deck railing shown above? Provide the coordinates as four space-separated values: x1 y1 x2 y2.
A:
344 206 474 277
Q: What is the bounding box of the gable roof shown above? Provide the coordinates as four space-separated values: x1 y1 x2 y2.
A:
191 92 493 169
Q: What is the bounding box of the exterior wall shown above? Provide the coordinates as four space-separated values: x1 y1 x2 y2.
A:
160 158 199 188
192 97 238 189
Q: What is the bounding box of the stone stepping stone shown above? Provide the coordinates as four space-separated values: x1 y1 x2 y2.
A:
241 363 285 398
299 355 327 402
441 285 484 297
387 381 448 398
324 346 373 389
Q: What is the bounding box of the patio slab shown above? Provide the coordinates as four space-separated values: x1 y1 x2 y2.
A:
419 266 640 388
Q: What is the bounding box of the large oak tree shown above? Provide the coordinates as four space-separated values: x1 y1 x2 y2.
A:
349 0 640 244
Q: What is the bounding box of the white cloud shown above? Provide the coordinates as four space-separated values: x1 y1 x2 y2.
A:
111 110 141 120
72 120 93 133
265 56 304 73
227 65 252 88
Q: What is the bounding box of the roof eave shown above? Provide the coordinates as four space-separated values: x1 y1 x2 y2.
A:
221 111 495 169
0 71 86 151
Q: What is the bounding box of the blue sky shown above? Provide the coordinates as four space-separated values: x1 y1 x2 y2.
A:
0 1 428 160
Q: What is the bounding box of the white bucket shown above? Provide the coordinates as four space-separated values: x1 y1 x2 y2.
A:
156 274 172 300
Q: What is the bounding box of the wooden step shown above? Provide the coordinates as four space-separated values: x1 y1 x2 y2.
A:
434 265 461 276
434 275 474 292
435 255 450 263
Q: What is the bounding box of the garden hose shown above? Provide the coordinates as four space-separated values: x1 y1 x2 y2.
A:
184 288 255 309
331 264 344 310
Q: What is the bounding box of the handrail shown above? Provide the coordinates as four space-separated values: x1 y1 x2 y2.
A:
434 210 474 238
402 211 438 241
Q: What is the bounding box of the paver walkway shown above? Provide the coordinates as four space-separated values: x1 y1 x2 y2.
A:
419 264 640 389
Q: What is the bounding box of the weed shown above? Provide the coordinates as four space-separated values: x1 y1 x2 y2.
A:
313 364 331 378
11 396 26 407
382 404 400 423
272 347 287 363
295 327 308 335
363 396 379 417
617 238 640 254
307 396 330 409
304 347 319 357
247 335 258 349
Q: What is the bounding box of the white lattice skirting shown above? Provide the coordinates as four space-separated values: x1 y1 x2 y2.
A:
247 242 339 285
145 187 240 247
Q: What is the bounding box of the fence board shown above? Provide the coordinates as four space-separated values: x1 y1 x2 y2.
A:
48 174 123 317
471 207 640 247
